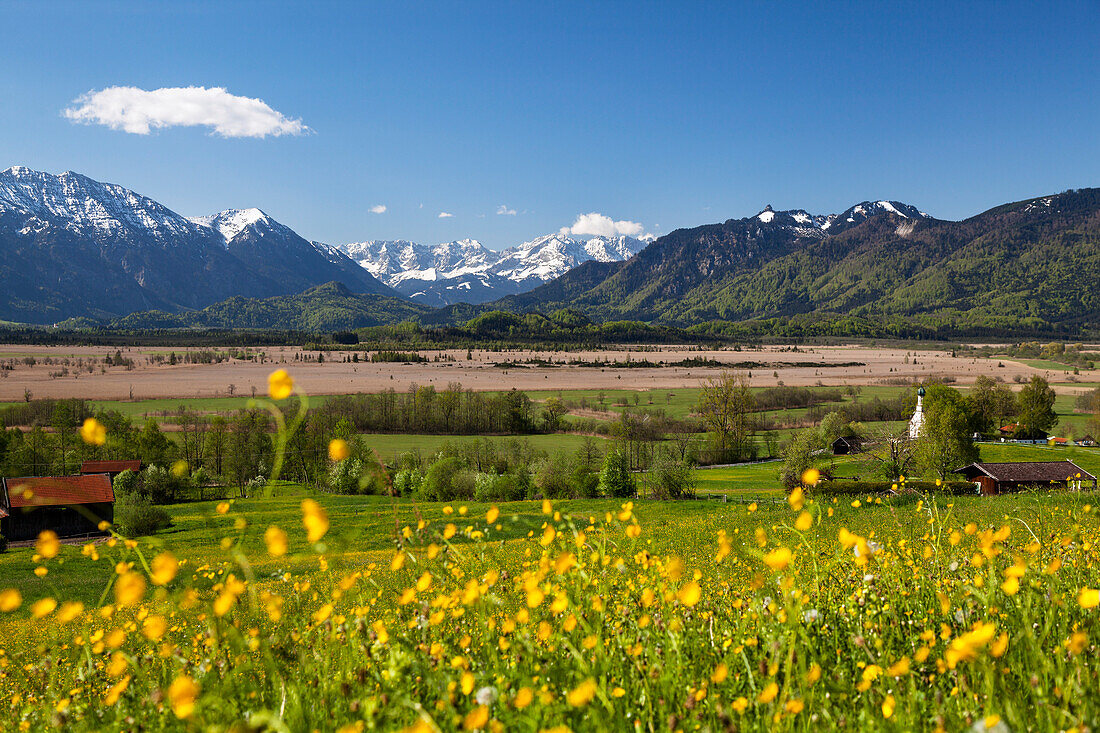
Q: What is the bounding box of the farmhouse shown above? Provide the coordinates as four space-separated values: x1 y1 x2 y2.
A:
80 459 142 481
953 460 1097 496
0 474 114 541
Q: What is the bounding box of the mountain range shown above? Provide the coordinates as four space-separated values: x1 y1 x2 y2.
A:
2 166 1098 338
0 166 397 322
0 166 648 320
496 191 1100 334
338 233 649 306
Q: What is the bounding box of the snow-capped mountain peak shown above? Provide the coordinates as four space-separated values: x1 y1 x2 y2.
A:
336 232 647 306
189 207 293 244
0 166 202 242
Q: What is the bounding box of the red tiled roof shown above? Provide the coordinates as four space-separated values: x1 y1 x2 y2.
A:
954 461 1095 483
80 460 141 474
3 475 114 508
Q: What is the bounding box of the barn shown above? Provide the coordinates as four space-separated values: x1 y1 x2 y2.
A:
80 459 142 481
953 460 1097 496
0 474 115 541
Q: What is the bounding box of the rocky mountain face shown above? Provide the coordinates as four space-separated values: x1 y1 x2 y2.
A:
338 232 648 306
0 167 395 323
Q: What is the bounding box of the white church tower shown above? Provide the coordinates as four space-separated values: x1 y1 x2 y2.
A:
908 386 925 440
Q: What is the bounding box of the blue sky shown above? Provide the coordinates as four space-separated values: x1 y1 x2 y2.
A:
1 0 1098 249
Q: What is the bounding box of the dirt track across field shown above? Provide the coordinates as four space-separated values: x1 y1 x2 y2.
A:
0 344 1093 402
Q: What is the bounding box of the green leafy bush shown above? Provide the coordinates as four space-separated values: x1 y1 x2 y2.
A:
114 492 172 537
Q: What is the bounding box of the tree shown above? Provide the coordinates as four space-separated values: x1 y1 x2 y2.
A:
779 429 819 489
137 419 171 466
204 416 229 478
859 425 913 482
598 449 636 498
697 371 756 463
965 375 1017 434
1016 375 1058 438
915 399 978 481
542 397 568 432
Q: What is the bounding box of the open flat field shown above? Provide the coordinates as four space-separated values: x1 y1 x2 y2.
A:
0 343 1095 401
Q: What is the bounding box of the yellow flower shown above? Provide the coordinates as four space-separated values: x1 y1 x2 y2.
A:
328 438 350 461
57 601 84 623
142 615 167 641
216 501 230 515
107 651 128 677
567 678 597 707
171 459 189 478
991 633 1009 658
114 572 146 607
732 696 749 712
31 597 57 619
881 694 896 718
513 687 534 709
167 675 200 719
36 530 60 559
788 485 805 510
1065 632 1088 655
801 468 820 486
1079 588 1100 609
763 547 792 572
540 525 556 547
626 523 642 539
677 580 702 608
268 369 294 400
265 525 289 557
80 417 107 446
1001 577 1019 596
463 705 490 730
151 552 178 586
757 682 778 703
711 663 729 684
104 676 130 706
486 506 499 524
313 604 333 624
795 511 813 531
301 499 329 543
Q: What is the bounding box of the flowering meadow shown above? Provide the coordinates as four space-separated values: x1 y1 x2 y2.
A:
1 371 1099 731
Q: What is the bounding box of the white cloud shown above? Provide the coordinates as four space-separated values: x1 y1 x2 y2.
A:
438 211 454 218
568 212 646 238
63 85 310 138
369 204 387 214
496 204 516 216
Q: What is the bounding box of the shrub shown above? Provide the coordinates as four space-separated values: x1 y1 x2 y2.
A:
112 469 141 498
598 450 636 498
114 492 171 537
0 533 7 553
649 453 696 500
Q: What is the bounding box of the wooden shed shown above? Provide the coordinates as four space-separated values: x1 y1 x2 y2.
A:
80 459 142 481
0 475 115 541
953 460 1097 496
832 436 863 455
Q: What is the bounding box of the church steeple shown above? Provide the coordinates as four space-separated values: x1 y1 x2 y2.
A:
908 387 925 440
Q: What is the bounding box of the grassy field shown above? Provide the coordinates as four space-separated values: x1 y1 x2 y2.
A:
3 484 1100 730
